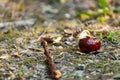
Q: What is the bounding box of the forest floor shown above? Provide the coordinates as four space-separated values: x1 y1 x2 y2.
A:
0 0 120 80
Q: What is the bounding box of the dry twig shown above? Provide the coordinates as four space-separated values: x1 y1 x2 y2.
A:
41 40 61 79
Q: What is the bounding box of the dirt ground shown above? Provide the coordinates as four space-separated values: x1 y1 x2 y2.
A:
0 0 120 80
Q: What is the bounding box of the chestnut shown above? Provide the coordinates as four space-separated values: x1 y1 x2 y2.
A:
78 30 101 53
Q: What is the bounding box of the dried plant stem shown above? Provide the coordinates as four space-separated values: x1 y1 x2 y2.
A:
73 29 82 38
41 40 61 79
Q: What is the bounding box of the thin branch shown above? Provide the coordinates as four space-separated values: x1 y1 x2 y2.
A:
41 40 61 79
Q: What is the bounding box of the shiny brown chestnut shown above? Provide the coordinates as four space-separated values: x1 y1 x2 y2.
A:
78 30 101 53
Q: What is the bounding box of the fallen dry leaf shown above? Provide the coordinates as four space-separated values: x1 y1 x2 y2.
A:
11 54 22 58
0 54 10 60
